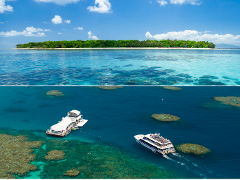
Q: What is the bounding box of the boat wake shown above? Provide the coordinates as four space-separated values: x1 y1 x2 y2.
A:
162 153 216 178
172 153 198 167
162 154 186 166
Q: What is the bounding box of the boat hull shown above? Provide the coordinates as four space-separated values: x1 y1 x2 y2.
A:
46 131 66 137
136 139 163 155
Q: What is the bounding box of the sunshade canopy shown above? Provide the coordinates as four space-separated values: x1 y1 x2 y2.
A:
51 117 72 131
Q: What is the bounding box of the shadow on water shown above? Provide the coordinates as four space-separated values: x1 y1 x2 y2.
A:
4 107 29 113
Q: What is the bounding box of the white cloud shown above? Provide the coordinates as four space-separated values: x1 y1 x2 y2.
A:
88 31 99 40
169 0 202 5
51 15 62 24
64 20 71 24
149 1 152 4
157 0 168 6
0 0 13 13
0 21 4 24
74 27 83 30
145 32 153 39
58 32 62 34
0 27 51 37
145 30 240 45
87 0 112 13
34 0 80 5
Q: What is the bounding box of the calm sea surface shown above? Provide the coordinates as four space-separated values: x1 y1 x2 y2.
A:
0 86 240 178
1 49 240 85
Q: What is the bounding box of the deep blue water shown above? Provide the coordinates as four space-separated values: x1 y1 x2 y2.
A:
0 86 240 178
1 49 240 85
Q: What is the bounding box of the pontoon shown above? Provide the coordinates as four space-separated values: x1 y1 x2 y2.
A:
46 110 88 137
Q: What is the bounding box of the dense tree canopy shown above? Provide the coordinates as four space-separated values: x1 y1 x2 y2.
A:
16 40 216 48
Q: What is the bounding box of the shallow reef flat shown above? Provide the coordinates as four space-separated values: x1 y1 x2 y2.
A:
97 86 123 90
0 130 183 179
0 134 43 179
2 49 240 85
176 144 210 155
151 114 180 122
214 96 240 107
46 90 64 97
0 66 235 85
162 86 182 90
44 150 66 160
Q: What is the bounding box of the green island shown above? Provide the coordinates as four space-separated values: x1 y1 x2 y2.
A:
16 40 216 48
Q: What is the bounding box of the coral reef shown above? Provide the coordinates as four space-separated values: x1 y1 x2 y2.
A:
0 131 187 179
0 134 43 178
45 150 65 160
213 96 240 107
38 139 182 179
200 75 218 79
176 143 210 155
151 114 180 121
0 65 233 85
97 86 123 90
46 90 64 96
162 86 182 90
64 169 81 177
196 79 225 85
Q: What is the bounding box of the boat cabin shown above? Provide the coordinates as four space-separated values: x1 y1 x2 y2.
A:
68 110 80 117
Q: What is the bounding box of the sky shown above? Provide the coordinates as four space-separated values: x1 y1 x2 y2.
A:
0 0 240 48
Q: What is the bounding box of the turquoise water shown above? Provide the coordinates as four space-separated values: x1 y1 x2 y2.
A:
0 86 240 178
1 49 240 85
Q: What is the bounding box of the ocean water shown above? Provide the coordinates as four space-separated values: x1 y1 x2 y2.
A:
1 49 240 85
0 86 240 178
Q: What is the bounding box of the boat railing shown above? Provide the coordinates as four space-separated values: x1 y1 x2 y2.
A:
144 137 174 149
143 137 162 148
149 134 171 144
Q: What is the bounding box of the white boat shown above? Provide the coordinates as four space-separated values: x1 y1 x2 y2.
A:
46 110 88 137
134 133 176 155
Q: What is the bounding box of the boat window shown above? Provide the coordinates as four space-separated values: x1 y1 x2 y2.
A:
144 137 162 147
144 141 156 149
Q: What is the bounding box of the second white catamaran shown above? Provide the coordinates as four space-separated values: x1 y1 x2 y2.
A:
134 133 176 155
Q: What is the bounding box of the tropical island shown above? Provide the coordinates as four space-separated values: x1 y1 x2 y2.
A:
16 40 216 49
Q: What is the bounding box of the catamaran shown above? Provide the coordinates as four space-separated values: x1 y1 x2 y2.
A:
46 110 88 137
134 133 176 155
